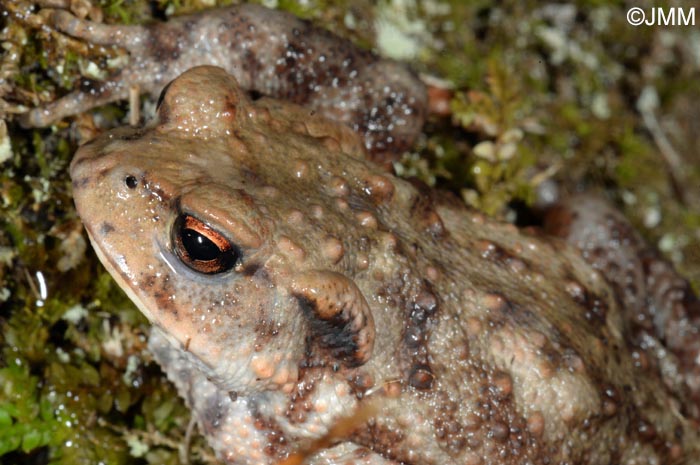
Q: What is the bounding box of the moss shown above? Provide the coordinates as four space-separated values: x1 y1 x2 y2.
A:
419 1 699 288
1 1 699 464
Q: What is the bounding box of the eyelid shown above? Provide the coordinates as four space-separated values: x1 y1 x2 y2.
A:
177 189 265 250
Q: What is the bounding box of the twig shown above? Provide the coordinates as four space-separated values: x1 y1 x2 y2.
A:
637 85 687 205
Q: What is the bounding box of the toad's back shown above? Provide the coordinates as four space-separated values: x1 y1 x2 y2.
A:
71 66 697 464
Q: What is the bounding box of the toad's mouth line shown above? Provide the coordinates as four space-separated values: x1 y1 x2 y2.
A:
83 226 161 326
82 226 230 354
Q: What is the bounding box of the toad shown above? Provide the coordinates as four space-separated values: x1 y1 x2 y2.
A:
70 65 700 464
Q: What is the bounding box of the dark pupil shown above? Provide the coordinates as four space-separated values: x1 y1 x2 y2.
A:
182 228 221 261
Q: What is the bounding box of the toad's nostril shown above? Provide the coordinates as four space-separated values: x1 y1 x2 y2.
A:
125 175 139 189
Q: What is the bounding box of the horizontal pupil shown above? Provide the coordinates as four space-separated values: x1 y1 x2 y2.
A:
174 214 239 275
182 228 222 262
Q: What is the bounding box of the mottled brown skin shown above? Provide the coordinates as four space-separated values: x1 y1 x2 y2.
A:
71 66 700 464
21 3 426 164
545 196 700 419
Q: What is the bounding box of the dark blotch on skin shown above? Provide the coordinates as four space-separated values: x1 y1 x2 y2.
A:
145 181 172 202
146 24 183 67
352 420 406 462
199 389 229 435
147 275 180 320
251 412 290 459
478 241 529 271
72 177 90 189
296 294 363 367
408 181 449 239
116 128 149 141
285 370 321 425
100 222 115 235
241 261 263 277
253 318 280 352
408 364 434 390
570 282 608 324
78 77 113 100
433 396 468 454
403 287 438 349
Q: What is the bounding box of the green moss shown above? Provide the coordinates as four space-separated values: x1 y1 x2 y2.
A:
2 2 699 464
420 2 699 291
0 362 61 456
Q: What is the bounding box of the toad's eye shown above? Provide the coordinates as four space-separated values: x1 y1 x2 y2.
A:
173 215 239 274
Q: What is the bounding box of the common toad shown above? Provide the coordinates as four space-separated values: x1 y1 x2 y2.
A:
70 65 700 464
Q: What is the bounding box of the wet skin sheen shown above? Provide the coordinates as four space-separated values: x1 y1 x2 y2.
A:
70 65 700 465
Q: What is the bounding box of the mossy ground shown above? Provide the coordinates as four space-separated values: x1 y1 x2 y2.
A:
1 0 699 463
